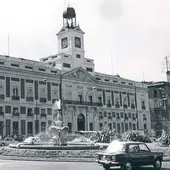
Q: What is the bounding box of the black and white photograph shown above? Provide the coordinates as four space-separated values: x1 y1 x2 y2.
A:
0 0 170 169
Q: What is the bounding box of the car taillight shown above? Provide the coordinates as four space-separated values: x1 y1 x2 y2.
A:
111 155 116 161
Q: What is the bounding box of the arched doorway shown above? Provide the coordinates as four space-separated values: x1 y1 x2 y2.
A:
77 114 85 131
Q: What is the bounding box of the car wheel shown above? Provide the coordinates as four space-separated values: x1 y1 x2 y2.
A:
123 161 133 170
153 159 162 169
102 165 110 170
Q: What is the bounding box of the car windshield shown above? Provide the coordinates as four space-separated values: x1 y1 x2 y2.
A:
106 141 125 153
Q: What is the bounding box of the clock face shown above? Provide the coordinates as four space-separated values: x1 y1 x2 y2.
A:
75 37 81 48
61 37 68 49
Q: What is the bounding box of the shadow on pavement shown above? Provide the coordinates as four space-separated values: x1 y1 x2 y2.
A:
109 167 169 170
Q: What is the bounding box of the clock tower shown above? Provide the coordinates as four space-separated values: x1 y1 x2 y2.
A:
56 7 87 70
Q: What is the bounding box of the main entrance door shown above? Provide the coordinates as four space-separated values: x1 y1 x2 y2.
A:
77 114 85 131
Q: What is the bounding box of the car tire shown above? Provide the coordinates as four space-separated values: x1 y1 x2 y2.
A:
153 159 162 169
122 161 133 170
102 165 110 170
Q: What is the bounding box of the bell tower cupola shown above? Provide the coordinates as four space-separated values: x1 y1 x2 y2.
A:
62 6 77 28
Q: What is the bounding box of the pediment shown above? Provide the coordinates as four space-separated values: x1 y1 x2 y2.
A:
62 67 96 83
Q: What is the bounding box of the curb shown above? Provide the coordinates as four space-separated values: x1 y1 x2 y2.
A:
0 156 96 162
0 156 170 162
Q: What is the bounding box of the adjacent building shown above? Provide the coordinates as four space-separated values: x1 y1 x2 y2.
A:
0 6 151 137
148 80 170 136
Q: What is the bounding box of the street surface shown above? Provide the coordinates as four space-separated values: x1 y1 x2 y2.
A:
0 160 170 170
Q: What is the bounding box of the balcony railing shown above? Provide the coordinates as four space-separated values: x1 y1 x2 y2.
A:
108 116 112 119
116 116 120 120
107 103 111 107
13 112 19 116
123 104 128 108
0 112 4 116
115 103 120 108
63 100 103 106
26 97 34 102
142 105 146 110
131 104 135 109
12 95 20 100
132 117 136 120
40 98 47 103
27 113 33 116
0 94 4 100
41 113 47 118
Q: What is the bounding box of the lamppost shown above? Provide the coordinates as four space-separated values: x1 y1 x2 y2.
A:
85 87 96 131
59 75 63 120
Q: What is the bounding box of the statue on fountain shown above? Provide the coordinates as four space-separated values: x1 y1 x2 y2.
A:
48 100 69 146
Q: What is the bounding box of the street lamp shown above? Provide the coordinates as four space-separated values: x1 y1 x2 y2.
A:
85 87 96 131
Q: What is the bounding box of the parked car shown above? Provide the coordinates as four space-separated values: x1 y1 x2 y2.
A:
67 137 95 145
0 137 15 146
96 140 163 170
14 136 42 148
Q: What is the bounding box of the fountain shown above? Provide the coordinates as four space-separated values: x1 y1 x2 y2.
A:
47 100 69 146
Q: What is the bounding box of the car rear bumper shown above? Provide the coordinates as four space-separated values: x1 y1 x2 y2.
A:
96 160 120 166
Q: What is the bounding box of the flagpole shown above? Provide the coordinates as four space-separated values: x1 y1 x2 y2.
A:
8 34 10 56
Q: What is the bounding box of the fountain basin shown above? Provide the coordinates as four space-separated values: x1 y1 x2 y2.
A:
9 144 101 150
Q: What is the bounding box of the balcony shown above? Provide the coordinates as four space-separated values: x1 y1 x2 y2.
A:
26 97 34 102
13 112 19 116
131 103 135 109
12 95 20 101
116 116 120 120
123 104 128 108
0 112 4 116
143 117 147 121
132 117 136 121
107 103 111 107
124 117 128 121
99 116 103 119
27 113 33 117
41 113 47 118
0 94 4 100
142 105 146 110
63 100 103 107
108 116 112 119
115 103 120 108
40 98 47 103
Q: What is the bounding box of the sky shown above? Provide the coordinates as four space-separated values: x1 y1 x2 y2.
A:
0 0 170 82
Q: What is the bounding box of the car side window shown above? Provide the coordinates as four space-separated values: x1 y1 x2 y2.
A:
128 144 140 153
139 144 150 152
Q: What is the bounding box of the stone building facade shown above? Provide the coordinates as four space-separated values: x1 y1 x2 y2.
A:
0 6 151 137
148 81 170 136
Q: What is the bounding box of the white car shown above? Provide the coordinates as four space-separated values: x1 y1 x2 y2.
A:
0 137 15 146
15 136 41 148
67 137 95 145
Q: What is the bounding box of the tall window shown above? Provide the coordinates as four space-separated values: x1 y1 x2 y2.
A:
98 97 102 103
13 87 19 96
89 96 92 103
78 95 83 102
154 90 157 98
